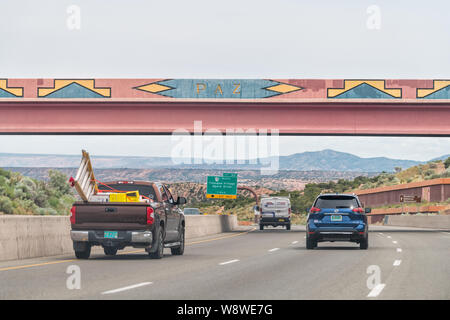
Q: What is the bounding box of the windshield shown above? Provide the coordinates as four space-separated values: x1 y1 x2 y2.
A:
98 184 158 201
314 196 359 209
261 199 290 208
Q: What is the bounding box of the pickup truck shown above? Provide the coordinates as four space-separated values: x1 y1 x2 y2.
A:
70 181 186 259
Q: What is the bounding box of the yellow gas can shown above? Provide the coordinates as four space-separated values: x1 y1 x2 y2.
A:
109 191 140 202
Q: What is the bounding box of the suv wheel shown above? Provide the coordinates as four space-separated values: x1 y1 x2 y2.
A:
104 247 117 256
360 233 369 250
75 244 91 259
149 227 164 259
306 237 316 250
171 227 185 256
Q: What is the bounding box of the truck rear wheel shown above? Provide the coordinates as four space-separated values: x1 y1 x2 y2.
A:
286 223 291 230
75 244 91 259
171 227 185 255
260 224 264 230
149 227 164 259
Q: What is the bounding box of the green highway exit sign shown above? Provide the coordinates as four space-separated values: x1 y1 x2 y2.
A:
206 174 238 199
223 173 238 178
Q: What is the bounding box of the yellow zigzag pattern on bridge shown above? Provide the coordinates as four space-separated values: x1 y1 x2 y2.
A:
0 79 23 97
417 80 450 98
38 80 111 97
328 80 402 98
135 83 172 94
265 83 301 94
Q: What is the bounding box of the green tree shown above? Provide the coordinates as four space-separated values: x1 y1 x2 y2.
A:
445 157 450 169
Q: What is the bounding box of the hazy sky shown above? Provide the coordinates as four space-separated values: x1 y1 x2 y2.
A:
0 1 449 160
0 135 449 162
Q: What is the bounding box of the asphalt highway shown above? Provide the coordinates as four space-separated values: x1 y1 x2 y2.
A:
0 225 449 300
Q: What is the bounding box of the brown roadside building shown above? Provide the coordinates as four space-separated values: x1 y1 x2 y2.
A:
354 178 450 208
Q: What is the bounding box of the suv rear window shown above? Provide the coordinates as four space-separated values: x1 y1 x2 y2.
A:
314 196 359 209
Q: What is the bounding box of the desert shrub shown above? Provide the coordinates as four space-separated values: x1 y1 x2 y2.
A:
0 196 14 214
445 157 450 169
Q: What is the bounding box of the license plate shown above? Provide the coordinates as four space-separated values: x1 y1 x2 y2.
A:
331 215 342 222
104 231 118 239
278 219 284 222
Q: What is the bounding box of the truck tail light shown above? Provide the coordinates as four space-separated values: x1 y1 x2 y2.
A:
288 208 291 218
70 206 76 224
146 207 154 225
352 208 364 213
310 207 320 213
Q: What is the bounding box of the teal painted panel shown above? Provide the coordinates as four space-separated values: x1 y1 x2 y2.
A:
420 85 450 99
43 83 104 98
156 79 281 98
332 83 396 99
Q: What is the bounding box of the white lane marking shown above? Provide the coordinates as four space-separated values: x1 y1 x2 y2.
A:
367 284 386 298
303 236 306 238
378 233 383 235
268 248 280 252
219 259 239 265
291 241 298 245
396 248 402 253
101 282 152 295
393 260 402 266
387 236 392 239
392 241 398 244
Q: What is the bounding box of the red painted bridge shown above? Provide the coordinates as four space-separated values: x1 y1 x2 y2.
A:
0 79 449 135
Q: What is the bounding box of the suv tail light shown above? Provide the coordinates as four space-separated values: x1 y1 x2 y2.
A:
352 207 364 213
309 207 320 213
70 206 76 224
146 207 154 225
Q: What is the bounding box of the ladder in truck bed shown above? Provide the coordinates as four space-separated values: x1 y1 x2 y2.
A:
69 150 98 201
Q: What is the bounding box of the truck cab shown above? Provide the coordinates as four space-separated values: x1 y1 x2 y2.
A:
70 181 186 259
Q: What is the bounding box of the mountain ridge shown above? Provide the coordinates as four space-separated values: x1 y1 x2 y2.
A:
0 149 447 173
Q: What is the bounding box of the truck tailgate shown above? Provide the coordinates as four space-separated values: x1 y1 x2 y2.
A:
72 202 149 230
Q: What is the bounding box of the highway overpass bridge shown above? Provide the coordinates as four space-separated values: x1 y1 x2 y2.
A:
0 78 449 135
